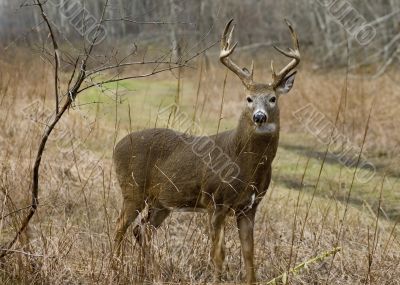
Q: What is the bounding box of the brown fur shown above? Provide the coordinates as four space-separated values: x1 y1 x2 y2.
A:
113 112 279 213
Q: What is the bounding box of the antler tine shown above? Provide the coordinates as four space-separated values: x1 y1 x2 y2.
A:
220 19 254 89
270 19 300 88
271 60 276 81
227 23 235 47
221 19 232 50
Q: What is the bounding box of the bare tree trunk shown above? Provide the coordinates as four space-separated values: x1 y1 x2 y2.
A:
169 0 181 62
32 7 43 43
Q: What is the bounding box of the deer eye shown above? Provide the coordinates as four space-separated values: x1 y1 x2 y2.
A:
269 96 276 103
246 97 253 103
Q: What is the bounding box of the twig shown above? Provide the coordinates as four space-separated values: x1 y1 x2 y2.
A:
78 65 185 94
215 70 227 139
266 247 341 284
154 165 180 192
0 205 32 221
86 60 182 77
104 17 193 25
0 248 44 257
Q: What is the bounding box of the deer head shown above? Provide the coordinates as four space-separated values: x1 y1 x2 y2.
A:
220 19 300 134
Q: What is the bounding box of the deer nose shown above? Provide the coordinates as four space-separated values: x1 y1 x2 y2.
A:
253 111 267 125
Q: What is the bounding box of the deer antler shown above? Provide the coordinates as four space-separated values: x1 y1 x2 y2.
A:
220 19 254 89
270 19 300 88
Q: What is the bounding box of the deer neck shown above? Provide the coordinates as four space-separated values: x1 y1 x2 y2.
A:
231 109 280 158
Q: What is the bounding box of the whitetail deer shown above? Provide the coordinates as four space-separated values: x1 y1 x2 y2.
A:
113 19 300 284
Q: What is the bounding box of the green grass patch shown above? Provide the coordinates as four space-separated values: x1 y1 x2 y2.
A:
274 134 400 220
77 78 180 129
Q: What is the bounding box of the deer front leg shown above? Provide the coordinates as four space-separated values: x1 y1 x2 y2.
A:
208 207 228 282
236 208 257 284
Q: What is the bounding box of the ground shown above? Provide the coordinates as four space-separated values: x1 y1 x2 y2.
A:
0 59 399 284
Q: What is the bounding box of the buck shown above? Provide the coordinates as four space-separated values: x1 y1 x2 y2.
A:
113 19 300 284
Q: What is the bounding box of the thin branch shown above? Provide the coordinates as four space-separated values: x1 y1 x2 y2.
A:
78 65 184 94
67 56 80 93
36 0 60 114
80 40 218 94
0 205 32 221
104 17 194 25
0 249 44 257
85 0 110 57
86 60 182 77
183 39 219 63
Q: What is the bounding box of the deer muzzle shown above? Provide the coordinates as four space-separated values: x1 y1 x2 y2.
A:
253 111 267 126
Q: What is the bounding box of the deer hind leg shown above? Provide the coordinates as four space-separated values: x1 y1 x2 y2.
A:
133 205 170 245
208 207 228 282
113 191 145 256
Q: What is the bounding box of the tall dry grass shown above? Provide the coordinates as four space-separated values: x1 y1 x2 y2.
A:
0 53 399 284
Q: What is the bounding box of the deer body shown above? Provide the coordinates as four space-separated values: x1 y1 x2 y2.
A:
113 19 300 284
114 114 279 212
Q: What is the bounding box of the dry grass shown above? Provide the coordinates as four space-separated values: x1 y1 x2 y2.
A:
0 54 399 284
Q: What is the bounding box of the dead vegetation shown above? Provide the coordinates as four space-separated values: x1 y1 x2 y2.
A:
0 53 400 284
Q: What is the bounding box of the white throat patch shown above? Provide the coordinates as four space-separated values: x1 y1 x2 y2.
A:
255 123 276 134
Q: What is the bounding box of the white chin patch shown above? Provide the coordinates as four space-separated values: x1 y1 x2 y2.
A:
255 123 276 134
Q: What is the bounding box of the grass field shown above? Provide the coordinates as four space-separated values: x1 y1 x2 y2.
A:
1 57 399 284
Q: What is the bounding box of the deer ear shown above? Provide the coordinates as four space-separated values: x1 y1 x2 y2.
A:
275 71 296 95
